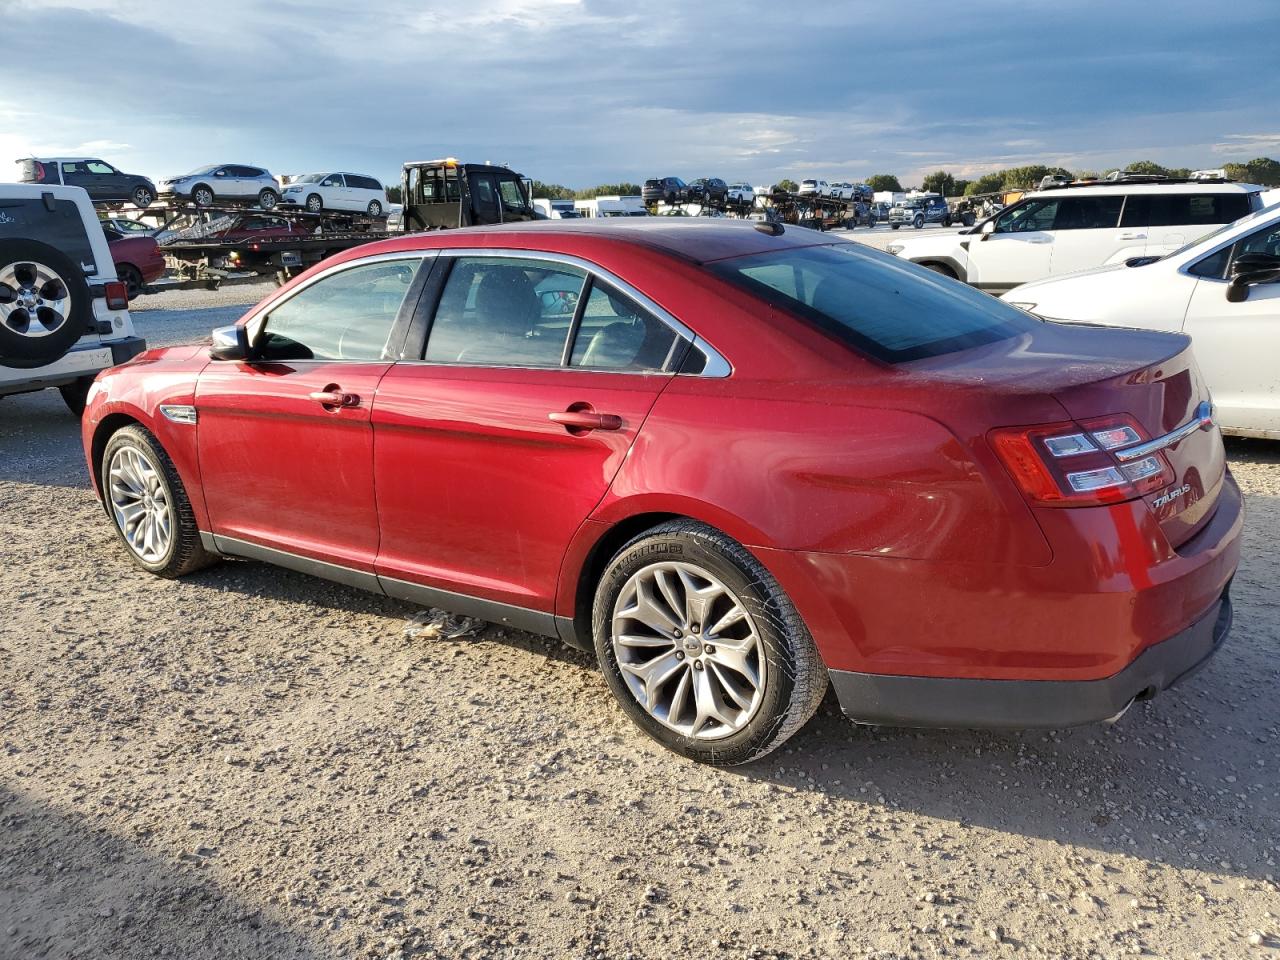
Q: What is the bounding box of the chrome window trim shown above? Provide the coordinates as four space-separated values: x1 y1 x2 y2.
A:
1113 401 1215 463
427 247 732 377
243 250 435 345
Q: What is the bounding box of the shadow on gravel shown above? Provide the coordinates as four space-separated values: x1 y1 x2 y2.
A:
180 558 595 670
0 785 327 959
1224 435 1280 465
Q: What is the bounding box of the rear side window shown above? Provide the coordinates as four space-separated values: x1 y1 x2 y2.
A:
709 244 1040 363
424 256 586 366
569 280 681 372
1051 195 1123 230
1121 193 1252 228
349 175 381 191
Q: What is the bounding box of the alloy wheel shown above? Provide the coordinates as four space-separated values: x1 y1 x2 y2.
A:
611 561 766 740
0 260 71 338
107 446 173 563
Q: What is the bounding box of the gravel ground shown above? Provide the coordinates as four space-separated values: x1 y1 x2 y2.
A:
2 266 1278 960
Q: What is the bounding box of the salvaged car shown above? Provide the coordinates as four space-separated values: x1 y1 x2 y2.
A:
82 220 1240 765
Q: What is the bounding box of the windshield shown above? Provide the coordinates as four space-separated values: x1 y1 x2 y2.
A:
184 165 221 176
294 173 326 184
710 243 1039 363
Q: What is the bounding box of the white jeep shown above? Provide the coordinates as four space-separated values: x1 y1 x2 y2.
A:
0 182 143 415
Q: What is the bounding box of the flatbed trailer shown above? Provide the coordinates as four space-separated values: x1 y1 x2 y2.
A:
140 204 390 286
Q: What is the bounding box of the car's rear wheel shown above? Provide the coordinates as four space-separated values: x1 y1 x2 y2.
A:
116 263 144 298
0 240 91 370
593 520 827 766
192 185 215 207
258 188 279 210
366 199 383 217
101 425 217 578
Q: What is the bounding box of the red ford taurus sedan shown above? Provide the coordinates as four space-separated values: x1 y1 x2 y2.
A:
82 220 1241 765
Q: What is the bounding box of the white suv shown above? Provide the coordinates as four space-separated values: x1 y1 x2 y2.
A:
1002 201 1280 439
798 179 829 197
280 172 388 216
886 178 1265 294
0 182 142 415
726 182 754 203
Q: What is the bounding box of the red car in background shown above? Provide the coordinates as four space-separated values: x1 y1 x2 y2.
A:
80 220 1240 765
103 228 165 296
205 214 308 242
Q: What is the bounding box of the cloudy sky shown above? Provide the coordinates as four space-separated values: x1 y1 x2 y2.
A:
4 0 1278 189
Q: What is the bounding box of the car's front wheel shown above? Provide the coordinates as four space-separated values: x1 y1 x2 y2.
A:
914 215 925 229
101 424 217 578
192 185 215 207
305 194 323 213
593 520 827 766
132 185 154 208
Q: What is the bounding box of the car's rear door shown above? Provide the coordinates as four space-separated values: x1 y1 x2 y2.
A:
371 251 686 620
195 253 431 572
1044 194 1126 275
1143 192 1254 256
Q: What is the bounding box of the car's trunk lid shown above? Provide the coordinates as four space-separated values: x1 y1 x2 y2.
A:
909 321 1225 548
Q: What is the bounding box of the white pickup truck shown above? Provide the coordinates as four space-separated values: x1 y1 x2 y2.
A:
0 182 144 415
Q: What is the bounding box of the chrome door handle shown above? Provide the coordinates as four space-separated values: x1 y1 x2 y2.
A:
549 408 623 433
309 388 360 408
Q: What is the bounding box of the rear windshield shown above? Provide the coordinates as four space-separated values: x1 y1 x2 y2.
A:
709 243 1040 363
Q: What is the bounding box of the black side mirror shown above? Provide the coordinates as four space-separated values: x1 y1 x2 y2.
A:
1226 252 1280 303
209 324 251 361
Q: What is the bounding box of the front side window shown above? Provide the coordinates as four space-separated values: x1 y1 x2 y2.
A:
570 281 681 371
322 175 343 187
710 243 1039 363
496 177 529 215
995 198 1059 233
257 258 420 361
425 257 586 366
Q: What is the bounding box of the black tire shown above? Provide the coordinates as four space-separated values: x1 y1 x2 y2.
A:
367 200 383 217
0 239 92 370
132 185 154 208
943 215 953 228
59 376 94 417
890 224 900 230
116 263 144 299
192 185 215 207
962 213 976 227
258 188 279 210
923 262 958 279
914 216 925 229
305 194 323 213
100 424 217 578
592 520 828 766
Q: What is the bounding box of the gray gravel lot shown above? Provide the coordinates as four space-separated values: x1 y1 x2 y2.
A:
1 251 1278 960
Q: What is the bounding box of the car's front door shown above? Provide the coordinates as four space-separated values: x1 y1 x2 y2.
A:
1181 222 1280 435
320 174 346 209
196 253 430 570
965 197 1059 292
371 253 685 618
1043 194 1126 275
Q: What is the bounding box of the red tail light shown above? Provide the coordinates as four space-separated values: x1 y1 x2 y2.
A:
34 161 48 182
990 415 1174 507
104 280 130 310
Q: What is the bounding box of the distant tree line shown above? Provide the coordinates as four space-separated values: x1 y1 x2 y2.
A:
491 159 1280 204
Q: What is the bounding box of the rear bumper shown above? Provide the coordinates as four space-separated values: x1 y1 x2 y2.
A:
829 588 1233 728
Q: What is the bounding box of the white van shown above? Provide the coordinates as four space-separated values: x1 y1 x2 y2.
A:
279 172 388 217
573 196 648 218
0 182 142 415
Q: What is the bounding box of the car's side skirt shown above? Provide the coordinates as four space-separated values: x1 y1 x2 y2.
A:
200 532 563 640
